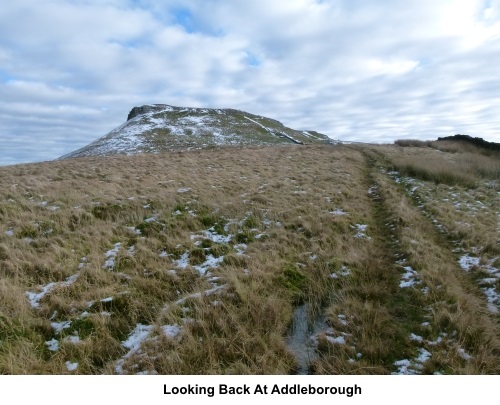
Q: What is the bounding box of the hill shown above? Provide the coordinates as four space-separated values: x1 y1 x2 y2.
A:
59 105 332 159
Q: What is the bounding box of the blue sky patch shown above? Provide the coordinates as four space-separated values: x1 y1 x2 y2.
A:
0 69 13 83
245 52 261 67
172 7 196 33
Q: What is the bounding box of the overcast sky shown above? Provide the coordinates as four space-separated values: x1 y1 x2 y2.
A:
1 0 500 165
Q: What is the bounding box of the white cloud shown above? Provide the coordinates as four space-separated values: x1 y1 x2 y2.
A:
1 0 500 165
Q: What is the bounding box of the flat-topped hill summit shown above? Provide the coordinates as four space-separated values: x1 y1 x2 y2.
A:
59 104 333 159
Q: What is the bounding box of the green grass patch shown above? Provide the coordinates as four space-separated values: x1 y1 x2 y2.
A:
279 263 307 302
136 221 165 237
235 231 254 244
66 318 96 339
242 215 259 229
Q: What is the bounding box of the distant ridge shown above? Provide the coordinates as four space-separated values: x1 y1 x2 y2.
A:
437 134 500 151
59 104 335 159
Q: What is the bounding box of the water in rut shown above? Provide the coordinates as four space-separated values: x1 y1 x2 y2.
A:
286 303 328 374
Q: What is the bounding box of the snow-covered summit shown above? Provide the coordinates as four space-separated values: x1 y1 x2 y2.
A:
58 104 333 159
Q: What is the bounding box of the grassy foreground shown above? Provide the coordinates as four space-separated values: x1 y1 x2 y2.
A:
0 143 498 374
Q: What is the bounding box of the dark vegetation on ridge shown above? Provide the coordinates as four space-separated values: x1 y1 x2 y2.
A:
437 134 500 152
395 134 500 153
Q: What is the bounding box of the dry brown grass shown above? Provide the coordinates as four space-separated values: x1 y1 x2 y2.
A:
430 140 499 156
395 139 432 148
0 144 498 374
393 140 500 187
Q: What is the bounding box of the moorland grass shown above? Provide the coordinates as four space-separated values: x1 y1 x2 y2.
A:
0 143 498 374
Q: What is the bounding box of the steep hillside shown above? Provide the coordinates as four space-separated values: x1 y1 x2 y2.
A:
59 104 332 159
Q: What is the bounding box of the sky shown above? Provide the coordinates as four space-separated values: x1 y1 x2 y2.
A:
1 0 500 166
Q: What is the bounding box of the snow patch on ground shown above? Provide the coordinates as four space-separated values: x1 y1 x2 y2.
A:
175 285 226 306
329 209 347 216
51 320 71 333
205 228 232 243
127 226 142 235
103 243 121 269
399 266 420 288
393 348 432 375
234 243 247 255
193 255 224 275
457 347 473 360
330 265 351 279
45 339 59 352
310 327 349 349
244 116 301 144
326 335 346 345
162 324 181 339
337 314 348 326
115 324 153 374
26 273 79 309
353 224 370 239
174 252 190 269
64 335 81 344
122 324 153 351
458 255 480 271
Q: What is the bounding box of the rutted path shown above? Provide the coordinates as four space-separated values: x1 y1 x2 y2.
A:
312 150 432 374
386 170 500 315
364 148 500 374
359 152 431 373
313 148 499 374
